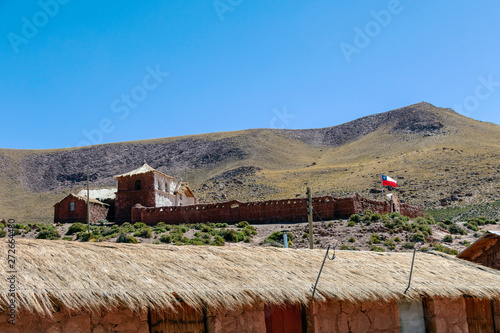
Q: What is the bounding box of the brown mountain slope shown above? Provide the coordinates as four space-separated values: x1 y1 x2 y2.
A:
1 102 500 222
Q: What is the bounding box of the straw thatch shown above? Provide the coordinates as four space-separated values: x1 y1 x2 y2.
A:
114 163 174 179
2 240 500 316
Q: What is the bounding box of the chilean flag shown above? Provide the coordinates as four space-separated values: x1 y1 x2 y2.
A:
382 175 397 188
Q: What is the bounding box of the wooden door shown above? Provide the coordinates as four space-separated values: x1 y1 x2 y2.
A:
265 304 303 333
465 298 494 333
150 303 205 333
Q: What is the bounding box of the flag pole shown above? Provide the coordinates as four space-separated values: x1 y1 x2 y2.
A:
381 173 384 201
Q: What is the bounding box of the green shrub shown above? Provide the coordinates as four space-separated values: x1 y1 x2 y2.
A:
347 221 355 227
327 222 334 227
160 234 172 243
66 223 88 235
348 237 355 243
211 235 225 246
36 227 61 240
116 233 138 244
371 213 381 221
437 222 449 230
244 236 252 243
370 245 385 252
236 221 250 228
349 214 361 223
215 223 229 228
76 232 93 242
402 242 415 249
393 237 401 242
222 229 245 242
120 222 135 233
133 222 147 229
102 225 120 238
369 234 381 245
242 225 257 236
449 224 467 235
340 244 357 250
443 235 453 243
187 238 204 245
134 227 152 238
384 239 396 250
62 236 73 241
410 232 425 243
433 244 458 255
0 229 6 238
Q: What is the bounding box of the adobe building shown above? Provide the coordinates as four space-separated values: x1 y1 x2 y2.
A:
53 193 109 224
114 163 198 223
2 240 500 333
458 230 500 270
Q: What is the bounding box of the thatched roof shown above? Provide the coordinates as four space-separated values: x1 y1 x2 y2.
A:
2 240 500 316
76 188 117 201
114 163 174 179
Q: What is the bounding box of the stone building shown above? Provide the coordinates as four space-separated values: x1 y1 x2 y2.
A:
114 163 197 223
53 193 109 224
458 230 500 270
2 240 500 332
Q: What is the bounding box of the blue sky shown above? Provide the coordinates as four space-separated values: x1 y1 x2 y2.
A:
1 1 499 149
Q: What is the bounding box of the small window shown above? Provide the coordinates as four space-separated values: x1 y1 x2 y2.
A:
135 180 142 190
69 202 75 212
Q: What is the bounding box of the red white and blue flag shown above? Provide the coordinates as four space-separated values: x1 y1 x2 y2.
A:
382 175 397 188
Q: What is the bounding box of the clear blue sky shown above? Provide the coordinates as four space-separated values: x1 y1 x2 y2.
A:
1 1 499 149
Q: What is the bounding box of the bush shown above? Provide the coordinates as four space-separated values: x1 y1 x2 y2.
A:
449 224 467 235
244 236 252 243
242 225 257 236
371 213 381 221
369 234 381 245
76 232 92 242
66 223 88 235
215 223 229 228
160 234 172 243
384 239 396 250
347 221 355 227
134 227 152 238
116 233 138 244
36 226 60 240
443 235 453 243
402 242 415 249
434 244 458 255
349 214 361 223
340 244 357 250
211 235 225 246
62 236 73 241
120 222 135 233
0 229 5 238
236 221 250 228
348 237 355 243
393 237 401 243
102 225 120 238
410 232 425 243
133 222 147 229
222 229 245 242
370 245 385 252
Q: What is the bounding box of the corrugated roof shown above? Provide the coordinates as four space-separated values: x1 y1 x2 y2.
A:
2 240 500 316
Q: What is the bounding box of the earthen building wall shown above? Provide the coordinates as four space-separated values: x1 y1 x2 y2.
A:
54 196 108 224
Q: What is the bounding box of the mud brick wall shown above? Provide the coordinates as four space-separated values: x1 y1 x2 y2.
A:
400 203 424 219
131 194 422 225
207 303 266 333
306 299 400 333
54 196 108 224
115 173 157 223
423 296 468 333
0 306 148 333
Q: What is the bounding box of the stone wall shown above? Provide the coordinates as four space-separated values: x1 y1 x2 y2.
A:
206 303 266 333
0 306 148 333
305 299 401 333
423 296 468 333
131 194 423 225
115 173 157 222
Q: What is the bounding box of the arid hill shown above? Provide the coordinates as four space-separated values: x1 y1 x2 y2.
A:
1 102 500 222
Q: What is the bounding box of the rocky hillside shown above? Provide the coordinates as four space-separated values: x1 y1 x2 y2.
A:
1 102 500 222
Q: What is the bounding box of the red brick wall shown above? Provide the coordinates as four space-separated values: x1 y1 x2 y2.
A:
54 196 108 224
131 194 423 225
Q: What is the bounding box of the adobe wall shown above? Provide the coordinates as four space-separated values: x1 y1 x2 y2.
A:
493 298 500 332
206 303 266 333
463 237 500 270
305 299 400 333
400 203 424 219
423 296 468 333
54 197 108 224
0 306 148 333
131 194 422 225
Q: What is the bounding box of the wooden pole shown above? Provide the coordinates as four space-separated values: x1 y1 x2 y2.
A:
87 166 90 233
307 187 313 249
381 173 384 201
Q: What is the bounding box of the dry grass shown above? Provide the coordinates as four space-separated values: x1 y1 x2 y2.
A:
1 239 500 316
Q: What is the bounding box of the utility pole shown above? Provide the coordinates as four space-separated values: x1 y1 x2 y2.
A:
87 166 90 233
307 187 313 249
